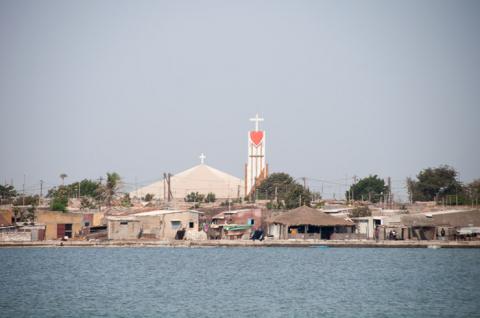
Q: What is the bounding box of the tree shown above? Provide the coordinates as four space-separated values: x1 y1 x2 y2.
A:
185 192 205 203
407 165 465 203
51 195 68 212
120 193 132 207
47 179 101 199
144 193 154 202
205 192 216 203
257 173 311 209
103 172 121 207
60 173 68 185
346 175 388 203
13 195 39 206
0 184 17 203
348 206 372 218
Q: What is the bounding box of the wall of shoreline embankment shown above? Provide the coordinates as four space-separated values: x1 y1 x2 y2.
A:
1 239 480 248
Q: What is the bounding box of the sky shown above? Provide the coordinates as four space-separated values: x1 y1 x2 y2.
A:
0 0 479 200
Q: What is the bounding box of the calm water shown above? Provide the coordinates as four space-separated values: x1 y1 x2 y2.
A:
0 247 479 318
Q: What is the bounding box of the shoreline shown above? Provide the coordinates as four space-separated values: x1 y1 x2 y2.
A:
1 239 480 248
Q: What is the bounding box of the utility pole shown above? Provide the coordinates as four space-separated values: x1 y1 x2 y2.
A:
40 180 44 205
301 177 307 189
22 174 26 206
163 173 173 203
134 176 138 198
387 177 391 208
274 186 278 202
352 175 358 203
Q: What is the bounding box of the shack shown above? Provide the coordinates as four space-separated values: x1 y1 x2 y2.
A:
210 208 263 239
400 209 480 240
268 205 355 240
107 216 141 240
107 209 202 240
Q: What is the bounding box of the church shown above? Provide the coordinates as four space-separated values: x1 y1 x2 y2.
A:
131 114 268 201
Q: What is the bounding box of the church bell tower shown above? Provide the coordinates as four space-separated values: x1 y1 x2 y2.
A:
245 113 268 198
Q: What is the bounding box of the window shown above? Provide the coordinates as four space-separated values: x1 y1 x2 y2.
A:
120 221 128 225
248 218 255 225
189 222 194 229
171 221 181 229
84 221 90 227
64 224 73 238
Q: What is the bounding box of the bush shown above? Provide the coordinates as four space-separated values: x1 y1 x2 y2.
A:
51 196 68 212
348 206 371 218
185 192 205 203
205 192 216 203
144 193 154 202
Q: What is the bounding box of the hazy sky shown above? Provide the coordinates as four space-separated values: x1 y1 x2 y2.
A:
1 0 479 199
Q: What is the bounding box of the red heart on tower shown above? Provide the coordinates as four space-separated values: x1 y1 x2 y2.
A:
250 131 264 146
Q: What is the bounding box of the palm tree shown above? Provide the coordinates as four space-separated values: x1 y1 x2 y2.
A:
105 172 121 207
60 173 68 185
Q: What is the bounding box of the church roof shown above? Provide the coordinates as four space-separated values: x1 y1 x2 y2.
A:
131 164 244 200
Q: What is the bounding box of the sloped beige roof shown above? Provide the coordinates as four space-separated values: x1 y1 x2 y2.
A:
401 210 480 227
270 205 354 226
131 164 244 200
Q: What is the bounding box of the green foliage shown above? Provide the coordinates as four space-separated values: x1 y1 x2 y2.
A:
346 175 388 203
407 165 465 203
220 198 242 206
467 179 480 199
104 172 121 207
185 192 205 203
120 194 132 207
348 206 372 218
51 196 68 212
0 184 17 203
13 195 39 206
144 193 154 202
257 173 312 209
59 173 68 185
205 192 216 203
47 179 101 200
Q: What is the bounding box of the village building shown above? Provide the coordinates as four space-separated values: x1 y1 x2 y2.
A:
209 207 264 239
130 159 244 201
268 205 355 240
400 209 480 240
107 216 141 240
0 209 14 230
36 211 105 240
107 209 203 240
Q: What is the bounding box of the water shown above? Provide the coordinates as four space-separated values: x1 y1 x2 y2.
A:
0 247 479 318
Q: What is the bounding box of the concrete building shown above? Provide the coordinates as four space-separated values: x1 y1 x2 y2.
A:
36 211 84 240
107 209 202 240
35 211 105 240
107 216 141 240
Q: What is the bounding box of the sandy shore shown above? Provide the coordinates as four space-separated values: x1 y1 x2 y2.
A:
1 239 480 248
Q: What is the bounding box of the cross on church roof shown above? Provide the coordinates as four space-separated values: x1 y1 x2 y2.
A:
199 153 206 164
249 113 264 131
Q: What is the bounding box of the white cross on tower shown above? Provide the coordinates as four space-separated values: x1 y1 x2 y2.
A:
249 113 264 131
199 153 206 164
